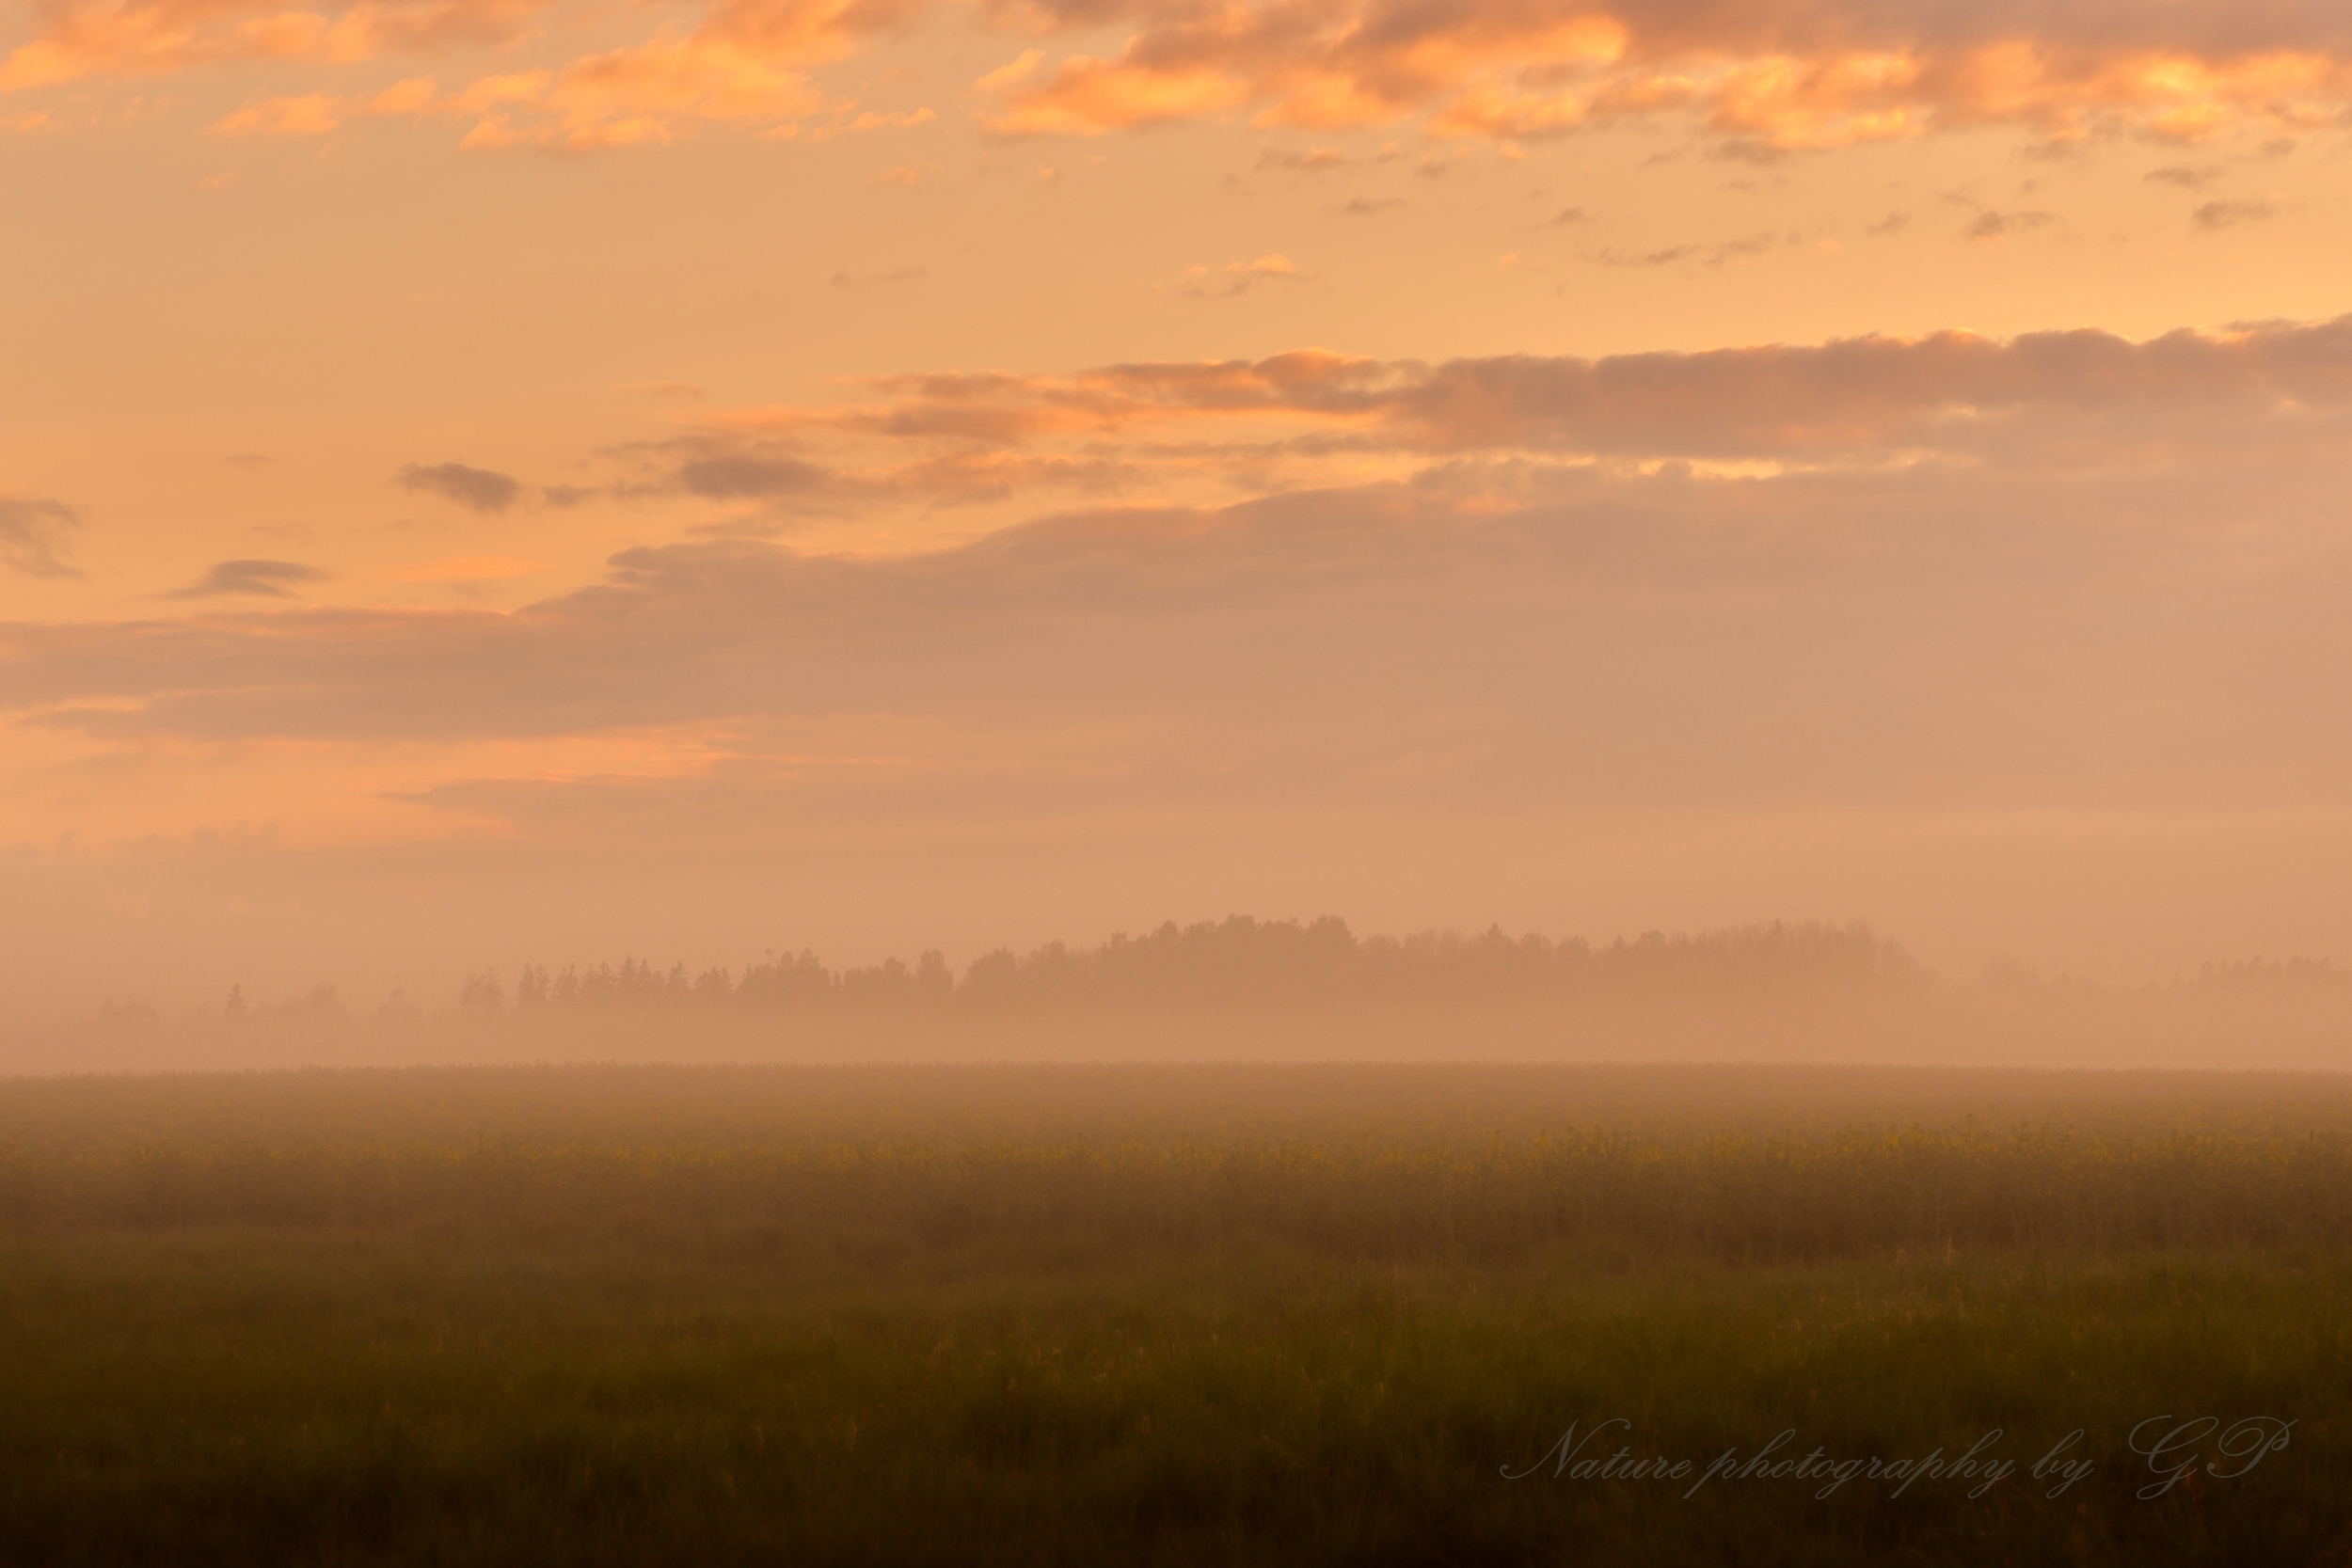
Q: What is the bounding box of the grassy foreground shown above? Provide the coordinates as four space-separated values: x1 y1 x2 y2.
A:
1 1065 2347 1565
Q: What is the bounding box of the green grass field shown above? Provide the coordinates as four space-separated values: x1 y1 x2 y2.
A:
2 1065 2346 1565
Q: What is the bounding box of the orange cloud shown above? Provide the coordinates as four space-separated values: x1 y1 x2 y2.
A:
0 0 557 91
397 0 938 150
212 89 343 135
450 35 833 151
366 74 435 113
5 0 924 150
1173 252 1305 297
679 318 2352 486
23 0 2352 154
977 3 2352 149
16 0 2348 151
528 317 2352 555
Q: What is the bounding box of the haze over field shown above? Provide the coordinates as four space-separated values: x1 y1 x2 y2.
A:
7 0 2352 1037
17 916 2352 1074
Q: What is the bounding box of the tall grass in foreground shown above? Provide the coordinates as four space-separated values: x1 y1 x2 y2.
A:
0 1238 2343 1566
1 1066 2347 1564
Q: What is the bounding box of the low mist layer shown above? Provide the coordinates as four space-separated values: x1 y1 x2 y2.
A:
16 917 2348 1074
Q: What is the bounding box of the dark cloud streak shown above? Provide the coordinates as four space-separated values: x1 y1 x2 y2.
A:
0 496 83 579
167 560 332 598
395 462 523 514
2193 199 2276 230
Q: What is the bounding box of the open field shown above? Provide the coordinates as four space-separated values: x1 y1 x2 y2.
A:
3 1065 2347 1564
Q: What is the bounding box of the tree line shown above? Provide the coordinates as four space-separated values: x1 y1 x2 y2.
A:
454 917 1922 1013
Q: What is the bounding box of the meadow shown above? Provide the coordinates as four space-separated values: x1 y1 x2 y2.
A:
1 1064 2346 1565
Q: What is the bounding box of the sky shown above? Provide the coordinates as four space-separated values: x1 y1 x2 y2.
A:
5 0 2352 1019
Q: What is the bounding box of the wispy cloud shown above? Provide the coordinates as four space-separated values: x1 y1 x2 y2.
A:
1255 146 1353 174
0 495 83 578
976 0 2352 150
675 452 830 498
2193 198 2277 230
167 559 331 598
396 462 522 513
211 91 343 136
519 315 2352 561
1174 253 1306 299
1967 210 2056 240
1597 244 1697 267
1704 231 1779 265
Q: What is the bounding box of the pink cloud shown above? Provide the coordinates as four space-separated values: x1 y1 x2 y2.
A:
4 0 928 149
0 0 558 91
16 0 2352 150
977 1 2352 148
211 89 343 135
652 319 2352 524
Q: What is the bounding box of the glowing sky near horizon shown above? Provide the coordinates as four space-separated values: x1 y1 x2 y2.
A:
5 0 2352 1016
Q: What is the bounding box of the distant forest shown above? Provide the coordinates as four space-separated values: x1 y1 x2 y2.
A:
447 918 1927 1014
